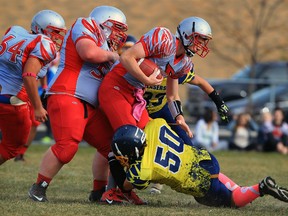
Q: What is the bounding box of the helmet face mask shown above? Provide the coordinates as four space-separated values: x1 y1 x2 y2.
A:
42 26 67 50
31 10 66 50
101 19 128 51
176 17 212 58
115 155 130 168
188 34 210 58
89 6 128 51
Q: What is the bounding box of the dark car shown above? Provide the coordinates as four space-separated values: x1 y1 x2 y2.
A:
198 85 288 124
224 85 288 121
185 61 288 119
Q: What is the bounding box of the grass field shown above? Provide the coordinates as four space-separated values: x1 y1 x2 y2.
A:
0 145 287 216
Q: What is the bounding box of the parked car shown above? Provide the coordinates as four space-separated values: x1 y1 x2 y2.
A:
185 61 288 120
199 85 288 124
227 84 288 121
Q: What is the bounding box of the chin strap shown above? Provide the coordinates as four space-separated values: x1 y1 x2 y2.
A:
177 26 195 58
185 48 195 57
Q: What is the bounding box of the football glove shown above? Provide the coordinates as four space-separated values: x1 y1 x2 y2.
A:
217 103 229 123
208 90 229 123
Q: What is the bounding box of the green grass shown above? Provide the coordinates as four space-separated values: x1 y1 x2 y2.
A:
0 145 288 216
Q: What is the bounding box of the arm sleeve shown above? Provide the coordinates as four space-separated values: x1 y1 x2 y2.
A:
126 161 150 190
108 155 127 191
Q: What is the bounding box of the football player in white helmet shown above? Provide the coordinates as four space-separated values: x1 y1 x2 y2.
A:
176 16 212 58
89 5 128 51
31 10 67 50
27 6 145 205
0 10 66 165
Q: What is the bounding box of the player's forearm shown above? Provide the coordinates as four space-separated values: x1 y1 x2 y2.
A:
108 153 127 190
76 39 119 63
189 74 214 94
23 77 42 110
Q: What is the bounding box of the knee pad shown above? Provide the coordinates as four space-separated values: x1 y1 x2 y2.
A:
51 141 79 164
0 145 18 160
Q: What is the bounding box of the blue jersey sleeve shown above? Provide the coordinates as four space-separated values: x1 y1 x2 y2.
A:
126 160 150 190
178 70 195 84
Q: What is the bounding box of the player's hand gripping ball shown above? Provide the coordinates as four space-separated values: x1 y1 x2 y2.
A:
137 58 163 79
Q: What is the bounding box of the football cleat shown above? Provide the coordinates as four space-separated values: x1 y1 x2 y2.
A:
259 176 288 202
122 190 148 205
150 187 161 195
100 188 128 205
89 187 106 202
150 183 163 195
14 154 25 162
28 182 49 202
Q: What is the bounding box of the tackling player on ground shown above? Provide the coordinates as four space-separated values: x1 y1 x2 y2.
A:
108 118 288 207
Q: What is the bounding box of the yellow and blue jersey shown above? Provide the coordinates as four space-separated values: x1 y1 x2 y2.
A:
126 118 212 197
144 71 195 114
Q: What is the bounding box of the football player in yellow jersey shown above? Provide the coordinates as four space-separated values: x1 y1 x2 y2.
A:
144 69 229 193
105 118 288 207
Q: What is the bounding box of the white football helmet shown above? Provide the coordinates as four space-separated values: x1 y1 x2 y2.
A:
176 17 212 58
89 6 128 51
31 10 66 49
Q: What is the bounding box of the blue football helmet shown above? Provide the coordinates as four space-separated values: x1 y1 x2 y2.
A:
111 124 146 167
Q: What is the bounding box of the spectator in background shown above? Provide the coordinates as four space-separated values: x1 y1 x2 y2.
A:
259 107 288 154
193 108 227 151
257 108 272 151
227 113 259 151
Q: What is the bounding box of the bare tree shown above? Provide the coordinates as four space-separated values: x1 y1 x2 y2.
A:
207 0 287 68
204 0 288 113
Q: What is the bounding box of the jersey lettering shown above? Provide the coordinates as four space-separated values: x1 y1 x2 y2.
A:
90 70 104 79
90 63 109 79
154 125 184 173
0 35 26 63
144 91 166 107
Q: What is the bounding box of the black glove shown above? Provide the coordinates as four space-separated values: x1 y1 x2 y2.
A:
40 89 47 110
208 90 229 123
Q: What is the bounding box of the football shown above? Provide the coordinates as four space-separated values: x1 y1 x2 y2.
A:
137 58 162 79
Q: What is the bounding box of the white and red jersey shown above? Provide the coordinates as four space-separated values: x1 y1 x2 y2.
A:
47 17 112 107
122 27 194 88
0 26 56 101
